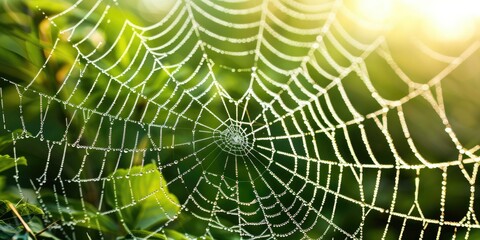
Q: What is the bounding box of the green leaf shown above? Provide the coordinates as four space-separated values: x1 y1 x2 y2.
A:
0 155 27 173
15 202 44 217
121 229 191 240
121 230 167 240
12 232 30 240
163 229 192 240
0 200 42 218
0 200 51 239
0 176 5 191
27 216 60 240
105 163 180 230
0 220 18 238
43 195 119 233
0 129 24 152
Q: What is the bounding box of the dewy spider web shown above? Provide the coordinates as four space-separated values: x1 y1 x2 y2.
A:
1 0 480 239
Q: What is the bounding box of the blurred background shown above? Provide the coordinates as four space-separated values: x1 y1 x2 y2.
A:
0 0 479 239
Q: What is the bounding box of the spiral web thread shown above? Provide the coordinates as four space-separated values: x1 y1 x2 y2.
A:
1 0 480 239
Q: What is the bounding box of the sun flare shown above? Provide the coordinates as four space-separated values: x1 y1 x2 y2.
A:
357 0 480 41
408 0 480 40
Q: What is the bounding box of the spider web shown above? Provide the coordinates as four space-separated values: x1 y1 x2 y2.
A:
1 0 480 239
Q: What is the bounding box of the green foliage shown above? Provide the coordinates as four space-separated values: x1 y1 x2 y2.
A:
0 130 24 152
105 163 180 230
42 195 119 234
0 131 57 239
43 163 185 239
0 129 187 239
0 130 27 173
120 229 192 240
0 200 43 217
0 200 43 220
0 200 58 240
0 155 27 173
0 0 477 239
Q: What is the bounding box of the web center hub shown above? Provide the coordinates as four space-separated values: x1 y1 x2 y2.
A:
214 122 253 156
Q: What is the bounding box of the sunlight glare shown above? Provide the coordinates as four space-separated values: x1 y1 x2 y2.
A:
357 0 394 22
404 0 480 41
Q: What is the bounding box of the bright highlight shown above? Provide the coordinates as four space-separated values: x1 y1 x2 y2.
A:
357 0 480 41
408 0 480 41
